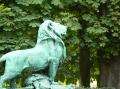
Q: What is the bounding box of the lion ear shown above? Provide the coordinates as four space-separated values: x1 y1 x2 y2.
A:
48 22 53 30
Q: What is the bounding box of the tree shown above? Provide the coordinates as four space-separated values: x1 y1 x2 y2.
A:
56 0 120 88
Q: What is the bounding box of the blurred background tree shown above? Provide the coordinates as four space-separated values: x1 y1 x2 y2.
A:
0 0 120 88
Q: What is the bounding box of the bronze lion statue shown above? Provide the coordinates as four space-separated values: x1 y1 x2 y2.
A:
0 20 67 88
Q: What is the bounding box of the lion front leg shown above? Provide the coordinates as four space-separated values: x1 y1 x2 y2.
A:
49 58 59 83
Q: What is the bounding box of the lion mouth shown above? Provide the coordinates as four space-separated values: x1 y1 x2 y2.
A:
56 32 67 39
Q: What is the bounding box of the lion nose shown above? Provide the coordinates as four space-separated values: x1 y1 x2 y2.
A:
61 32 67 38
62 32 66 36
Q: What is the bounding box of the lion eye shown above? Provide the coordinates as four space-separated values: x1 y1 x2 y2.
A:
49 23 53 26
48 22 53 30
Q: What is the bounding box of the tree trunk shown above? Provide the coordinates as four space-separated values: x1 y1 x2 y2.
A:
98 50 120 89
79 47 90 87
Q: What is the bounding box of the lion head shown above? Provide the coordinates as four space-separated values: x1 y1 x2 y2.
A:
36 20 67 44
47 20 67 39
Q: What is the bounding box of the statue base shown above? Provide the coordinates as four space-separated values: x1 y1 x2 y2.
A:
24 74 75 89
1 74 75 89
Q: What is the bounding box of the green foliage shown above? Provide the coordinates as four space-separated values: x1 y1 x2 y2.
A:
54 12 81 30
86 24 108 48
0 4 11 12
51 0 62 7
16 0 44 5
